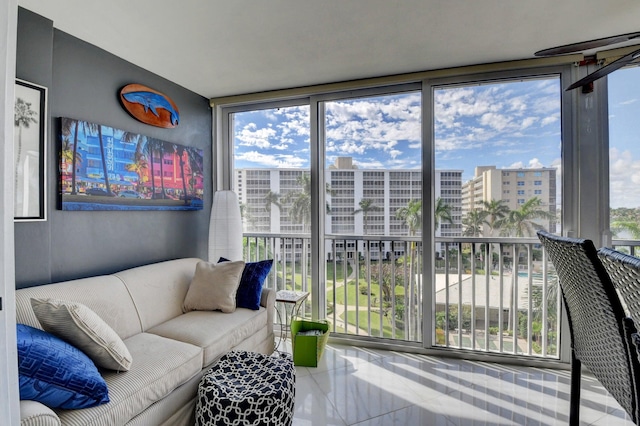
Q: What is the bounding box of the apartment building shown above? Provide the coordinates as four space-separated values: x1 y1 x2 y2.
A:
461 165 557 234
236 157 463 260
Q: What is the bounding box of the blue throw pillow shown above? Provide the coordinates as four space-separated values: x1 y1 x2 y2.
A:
17 324 110 409
219 258 273 310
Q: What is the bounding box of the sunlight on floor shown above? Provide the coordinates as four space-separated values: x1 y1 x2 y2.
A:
280 341 634 425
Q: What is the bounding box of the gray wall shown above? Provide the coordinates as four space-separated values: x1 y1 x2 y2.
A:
15 8 212 288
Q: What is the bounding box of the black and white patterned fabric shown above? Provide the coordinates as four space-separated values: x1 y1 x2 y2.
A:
196 350 295 426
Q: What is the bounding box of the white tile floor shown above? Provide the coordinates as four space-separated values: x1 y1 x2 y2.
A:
282 341 634 425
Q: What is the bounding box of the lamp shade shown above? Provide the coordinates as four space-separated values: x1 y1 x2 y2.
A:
208 190 243 262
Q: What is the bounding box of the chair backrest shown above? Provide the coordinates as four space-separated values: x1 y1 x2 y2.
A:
599 247 640 321
537 231 639 422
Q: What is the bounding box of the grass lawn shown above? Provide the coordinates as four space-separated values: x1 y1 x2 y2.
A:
327 280 405 306
343 310 406 339
274 261 353 292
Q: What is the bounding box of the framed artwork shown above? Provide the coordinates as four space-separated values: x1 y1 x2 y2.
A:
14 79 47 221
59 117 204 211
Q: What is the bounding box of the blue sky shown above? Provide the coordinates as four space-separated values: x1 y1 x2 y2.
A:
233 66 639 207
608 66 640 208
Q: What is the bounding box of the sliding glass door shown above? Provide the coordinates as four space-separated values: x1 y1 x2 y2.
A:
319 86 424 342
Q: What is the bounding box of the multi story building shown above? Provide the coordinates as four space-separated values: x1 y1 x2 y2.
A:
236 157 463 260
461 165 557 235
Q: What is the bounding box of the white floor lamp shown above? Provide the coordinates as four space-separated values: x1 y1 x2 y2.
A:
208 190 243 262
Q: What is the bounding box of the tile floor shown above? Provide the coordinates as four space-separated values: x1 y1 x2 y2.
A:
283 341 634 425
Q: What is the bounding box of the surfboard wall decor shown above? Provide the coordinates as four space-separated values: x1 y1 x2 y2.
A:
119 84 180 128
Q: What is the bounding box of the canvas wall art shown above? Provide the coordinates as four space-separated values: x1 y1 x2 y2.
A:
59 117 203 211
15 79 47 221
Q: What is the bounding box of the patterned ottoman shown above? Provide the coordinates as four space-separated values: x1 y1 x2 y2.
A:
195 351 295 426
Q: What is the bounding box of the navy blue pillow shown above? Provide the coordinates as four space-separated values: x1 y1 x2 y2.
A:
218 258 273 310
17 324 110 409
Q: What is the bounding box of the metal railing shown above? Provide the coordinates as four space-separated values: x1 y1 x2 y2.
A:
243 233 561 359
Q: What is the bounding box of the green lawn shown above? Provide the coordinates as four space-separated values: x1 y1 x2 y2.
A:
327 280 405 306
343 310 406 339
274 261 352 292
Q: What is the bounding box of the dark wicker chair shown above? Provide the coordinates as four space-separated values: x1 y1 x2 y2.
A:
536 231 640 425
599 247 640 321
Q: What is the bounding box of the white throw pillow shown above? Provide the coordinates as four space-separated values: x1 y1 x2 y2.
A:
30 298 132 371
183 260 245 313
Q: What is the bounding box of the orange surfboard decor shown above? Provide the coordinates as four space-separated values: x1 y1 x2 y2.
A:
119 84 179 128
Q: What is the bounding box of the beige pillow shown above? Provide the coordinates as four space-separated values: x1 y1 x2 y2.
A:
30 298 132 371
183 260 245 313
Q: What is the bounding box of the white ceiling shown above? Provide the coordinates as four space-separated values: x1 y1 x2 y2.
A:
17 0 640 99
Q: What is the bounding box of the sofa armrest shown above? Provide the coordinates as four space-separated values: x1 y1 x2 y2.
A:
260 287 276 337
20 400 60 426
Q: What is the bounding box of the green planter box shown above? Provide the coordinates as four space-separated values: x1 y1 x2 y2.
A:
291 319 330 367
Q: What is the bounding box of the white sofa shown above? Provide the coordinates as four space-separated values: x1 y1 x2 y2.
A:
15 258 276 426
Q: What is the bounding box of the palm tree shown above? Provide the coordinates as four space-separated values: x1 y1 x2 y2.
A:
60 137 74 188
174 144 189 204
284 174 313 231
264 190 281 213
146 139 157 196
611 220 640 239
352 198 382 235
14 97 38 192
395 199 422 236
185 147 203 194
499 197 555 237
156 140 167 197
60 118 83 194
395 198 422 340
83 122 112 195
480 199 510 236
462 209 488 237
434 197 453 232
281 173 333 231
120 132 148 193
499 197 555 331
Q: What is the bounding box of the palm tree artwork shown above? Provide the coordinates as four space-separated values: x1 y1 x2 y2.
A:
14 97 38 215
124 135 149 193
60 118 85 194
58 118 203 211
173 144 189 205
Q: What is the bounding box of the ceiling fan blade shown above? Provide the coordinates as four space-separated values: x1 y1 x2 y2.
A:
535 31 640 56
565 47 640 91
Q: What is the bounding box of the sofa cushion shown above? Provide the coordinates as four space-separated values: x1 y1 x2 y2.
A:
30 298 132 371
19 400 61 426
219 257 273 310
17 324 109 409
183 260 245 313
113 258 201 331
15 275 142 339
56 333 202 426
148 307 268 366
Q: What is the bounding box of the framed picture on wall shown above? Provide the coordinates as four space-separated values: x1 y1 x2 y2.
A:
14 79 47 221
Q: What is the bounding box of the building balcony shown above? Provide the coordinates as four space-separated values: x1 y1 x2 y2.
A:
242 233 575 361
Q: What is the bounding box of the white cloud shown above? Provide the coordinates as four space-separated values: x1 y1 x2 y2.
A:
610 148 640 207
235 123 277 149
528 158 544 168
235 151 307 169
541 114 559 126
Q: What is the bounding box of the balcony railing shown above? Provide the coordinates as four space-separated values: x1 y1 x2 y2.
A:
243 233 561 359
